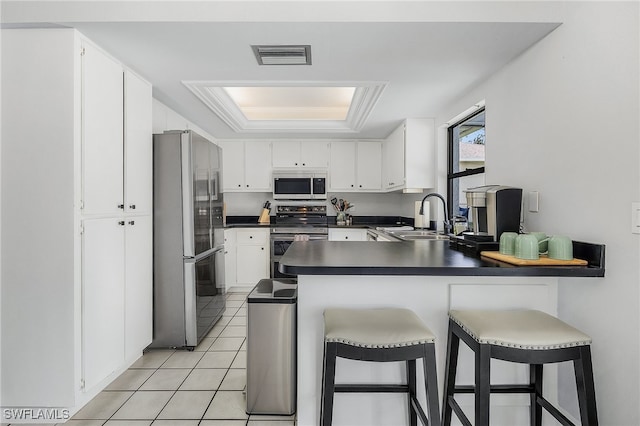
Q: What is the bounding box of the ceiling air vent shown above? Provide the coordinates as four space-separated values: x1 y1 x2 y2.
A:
251 45 312 66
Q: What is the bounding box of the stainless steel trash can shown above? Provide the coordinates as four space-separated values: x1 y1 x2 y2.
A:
246 278 297 415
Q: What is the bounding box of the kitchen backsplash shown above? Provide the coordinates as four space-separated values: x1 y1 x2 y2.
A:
223 191 428 218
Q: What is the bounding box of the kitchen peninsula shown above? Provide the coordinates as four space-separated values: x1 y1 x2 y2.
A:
280 239 604 426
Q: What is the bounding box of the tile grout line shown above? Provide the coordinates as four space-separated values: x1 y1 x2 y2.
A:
71 291 255 425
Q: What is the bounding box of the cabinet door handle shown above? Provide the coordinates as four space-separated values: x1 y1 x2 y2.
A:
118 220 125 226
246 185 249 187
118 204 125 209
302 163 306 166
351 184 354 187
261 247 264 250
345 236 349 240
129 204 136 209
295 162 298 166
238 184 242 187
359 185 362 188
249 236 253 239
128 220 135 225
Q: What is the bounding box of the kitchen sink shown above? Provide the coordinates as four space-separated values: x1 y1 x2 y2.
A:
386 230 451 241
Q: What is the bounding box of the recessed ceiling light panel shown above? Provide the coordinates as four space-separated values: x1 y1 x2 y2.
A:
251 45 311 66
182 80 387 133
223 86 355 120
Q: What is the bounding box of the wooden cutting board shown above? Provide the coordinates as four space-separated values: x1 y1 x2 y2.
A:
480 251 588 266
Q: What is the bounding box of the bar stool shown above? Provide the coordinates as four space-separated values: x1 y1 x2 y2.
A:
321 307 441 426
442 309 598 426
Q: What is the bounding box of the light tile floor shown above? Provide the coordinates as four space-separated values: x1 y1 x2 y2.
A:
31 290 296 426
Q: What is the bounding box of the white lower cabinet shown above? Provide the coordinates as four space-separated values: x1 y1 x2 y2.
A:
237 245 269 285
82 218 126 391
225 228 270 288
124 215 153 360
224 229 237 290
328 228 368 241
82 214 152 390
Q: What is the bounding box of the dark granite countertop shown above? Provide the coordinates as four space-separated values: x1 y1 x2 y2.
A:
278 240 605 277
224 215 415 230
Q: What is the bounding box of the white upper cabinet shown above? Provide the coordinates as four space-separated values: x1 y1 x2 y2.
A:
81 42 124 215
329 141 382 191
301 141 330 168
329 142 356 191
245 141 273 191
220 141 272 192
356 142 382 190
382 125 405 190
272 141 329 168
82 49 153 216
220 141 245 190
124 70 153 215
382 118 435 191
272 141 299 168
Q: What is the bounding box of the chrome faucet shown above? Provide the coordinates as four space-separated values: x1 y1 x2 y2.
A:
419 193 452 234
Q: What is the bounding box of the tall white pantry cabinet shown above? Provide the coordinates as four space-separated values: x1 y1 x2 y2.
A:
1 28 153 414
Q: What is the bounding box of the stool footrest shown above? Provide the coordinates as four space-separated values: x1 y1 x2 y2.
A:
335 384 409 393
536 395 576 426
447 396 472 426
454 384 535 394
448 391 578 426
410 394 430 426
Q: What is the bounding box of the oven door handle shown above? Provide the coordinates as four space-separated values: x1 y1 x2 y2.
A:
271 234 328 241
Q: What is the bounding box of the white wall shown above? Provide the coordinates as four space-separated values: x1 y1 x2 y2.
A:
435 3 639 423
152 98 216 142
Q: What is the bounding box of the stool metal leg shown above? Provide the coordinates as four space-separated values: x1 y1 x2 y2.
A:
475 344 491 425
321 342 338 426
574 346 599 426
442 323 460 426
530 364 543 426
423 343 441 426
406 360 418 426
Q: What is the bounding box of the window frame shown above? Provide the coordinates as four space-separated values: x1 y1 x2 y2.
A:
446 107 486 220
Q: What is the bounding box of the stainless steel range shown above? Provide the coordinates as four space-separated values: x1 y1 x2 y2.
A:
271 204 328 278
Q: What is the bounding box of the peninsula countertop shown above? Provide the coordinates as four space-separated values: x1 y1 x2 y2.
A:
278 239 605 277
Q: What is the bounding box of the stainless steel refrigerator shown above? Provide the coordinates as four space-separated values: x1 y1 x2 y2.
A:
151 130 225 349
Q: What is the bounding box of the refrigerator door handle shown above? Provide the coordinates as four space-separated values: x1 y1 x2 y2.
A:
209 170 213 250
183 259 197 346
181 132 195 258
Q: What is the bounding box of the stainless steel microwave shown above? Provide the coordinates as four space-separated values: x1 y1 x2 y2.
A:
273 172 327 200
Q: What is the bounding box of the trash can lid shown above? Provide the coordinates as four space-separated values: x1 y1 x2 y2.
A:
247 278 298 304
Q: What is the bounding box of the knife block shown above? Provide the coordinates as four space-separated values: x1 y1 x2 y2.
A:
258 208 270 224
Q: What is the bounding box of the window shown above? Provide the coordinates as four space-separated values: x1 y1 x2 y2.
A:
447 108 485 221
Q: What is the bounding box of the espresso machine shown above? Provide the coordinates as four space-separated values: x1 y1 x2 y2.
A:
463 185 522 242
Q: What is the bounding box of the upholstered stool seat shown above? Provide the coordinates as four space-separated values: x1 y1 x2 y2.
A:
321 308 441 426
443 309 598 426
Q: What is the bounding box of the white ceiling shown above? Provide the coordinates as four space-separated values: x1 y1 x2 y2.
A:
1 1 561 140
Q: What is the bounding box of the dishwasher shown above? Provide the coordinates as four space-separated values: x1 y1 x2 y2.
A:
246 278 297 415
